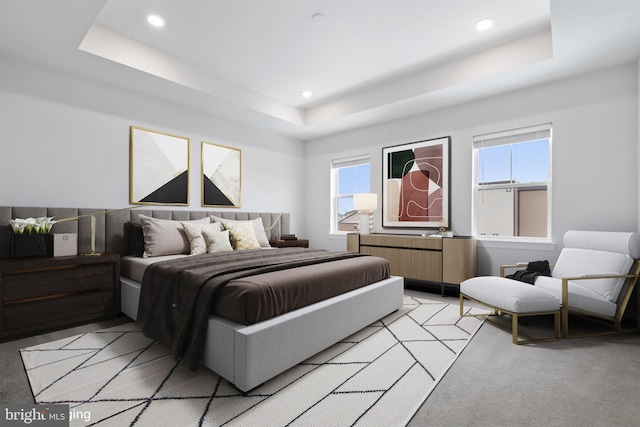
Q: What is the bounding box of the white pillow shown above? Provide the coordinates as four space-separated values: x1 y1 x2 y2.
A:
202 229 234 253
211 216 271 248
182 222 223 255
222 221 261 250
139 215 210 257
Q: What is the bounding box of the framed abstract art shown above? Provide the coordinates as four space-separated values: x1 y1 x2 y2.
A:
382 136 451 228
201 141 242 208
129 126 190 205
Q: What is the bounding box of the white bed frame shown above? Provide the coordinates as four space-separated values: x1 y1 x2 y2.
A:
121 275 404 391
0 206 404 390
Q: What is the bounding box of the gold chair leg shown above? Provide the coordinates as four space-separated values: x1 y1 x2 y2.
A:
460 292 560 344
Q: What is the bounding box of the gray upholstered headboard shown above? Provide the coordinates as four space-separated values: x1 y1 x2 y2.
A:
0 206 290 259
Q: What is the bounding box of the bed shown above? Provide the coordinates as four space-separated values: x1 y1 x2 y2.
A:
118 213 404 392
0 206 404 391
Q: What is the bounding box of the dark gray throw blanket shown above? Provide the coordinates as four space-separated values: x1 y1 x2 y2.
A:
138 248 368 370
505 260 551 284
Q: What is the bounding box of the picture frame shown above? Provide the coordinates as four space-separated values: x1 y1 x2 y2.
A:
201 141 242 208
129 126 190 205
382 136 451 228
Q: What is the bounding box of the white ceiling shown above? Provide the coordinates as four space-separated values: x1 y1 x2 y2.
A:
1 0 639 141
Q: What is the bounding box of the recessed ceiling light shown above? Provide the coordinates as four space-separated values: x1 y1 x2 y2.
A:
476 18 493 31
311 13 326 24
301 90 313 98
147 15 165 27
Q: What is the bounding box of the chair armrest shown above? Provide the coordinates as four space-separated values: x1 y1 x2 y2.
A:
499 263 528 277
562 273 637 281
499 262 556 278
560 274 638 306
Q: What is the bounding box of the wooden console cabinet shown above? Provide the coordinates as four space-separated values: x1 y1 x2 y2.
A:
0 253 120 341
347 234 476 293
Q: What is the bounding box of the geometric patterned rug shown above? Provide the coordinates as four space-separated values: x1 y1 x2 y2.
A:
21 295 484 427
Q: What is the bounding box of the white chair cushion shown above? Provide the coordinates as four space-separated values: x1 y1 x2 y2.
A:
461 277 560 314
534 276 617 317
551 248 633 303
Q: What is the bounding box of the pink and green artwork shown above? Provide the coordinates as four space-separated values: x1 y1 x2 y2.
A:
382 137 450 228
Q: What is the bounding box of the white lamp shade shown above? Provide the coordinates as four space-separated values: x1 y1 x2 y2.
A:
353 193 378 212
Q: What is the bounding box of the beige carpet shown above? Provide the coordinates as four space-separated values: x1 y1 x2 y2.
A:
21 295 484 426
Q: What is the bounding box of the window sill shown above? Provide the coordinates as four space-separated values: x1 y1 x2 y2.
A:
476 237 557 251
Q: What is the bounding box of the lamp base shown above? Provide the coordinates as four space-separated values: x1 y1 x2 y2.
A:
80 252 104 256
359 214 371 235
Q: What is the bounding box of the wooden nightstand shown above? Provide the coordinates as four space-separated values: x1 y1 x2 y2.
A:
269 239 309 248
0 253 121 341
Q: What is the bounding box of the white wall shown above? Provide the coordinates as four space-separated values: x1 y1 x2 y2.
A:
0 55 306 233
304 63 639 275
2 53 637 276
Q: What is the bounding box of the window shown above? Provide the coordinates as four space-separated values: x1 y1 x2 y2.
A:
331 155 370 233
473 123 552 239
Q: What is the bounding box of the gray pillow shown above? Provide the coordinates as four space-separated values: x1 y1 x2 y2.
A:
140 215 210 257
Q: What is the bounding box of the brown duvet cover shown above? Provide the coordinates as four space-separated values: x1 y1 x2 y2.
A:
137 248 390 370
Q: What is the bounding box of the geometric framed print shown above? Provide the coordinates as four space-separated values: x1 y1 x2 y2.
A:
382 136 450 228
201 141 241 208
129 126 190 205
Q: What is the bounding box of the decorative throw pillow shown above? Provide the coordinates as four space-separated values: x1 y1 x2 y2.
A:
182 222 223 255
126 222 145 257
202 229 234 253
139 215 210 257
210 216 271 248
223 221 261 250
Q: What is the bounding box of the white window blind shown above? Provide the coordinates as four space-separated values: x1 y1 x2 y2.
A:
473 123 551 149
331 154 370 168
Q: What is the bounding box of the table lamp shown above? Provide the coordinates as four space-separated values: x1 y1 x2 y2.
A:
353 193 377 235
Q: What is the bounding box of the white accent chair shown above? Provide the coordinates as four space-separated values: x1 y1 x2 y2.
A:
464 230 640 340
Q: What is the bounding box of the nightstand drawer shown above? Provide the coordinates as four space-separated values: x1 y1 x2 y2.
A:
0 253 120 341
2 290 117 338
2 263 116 302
